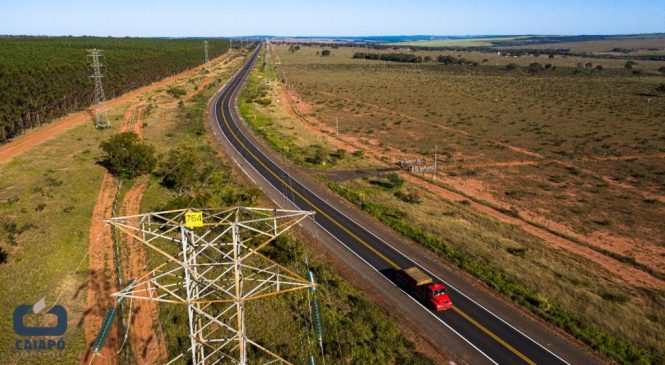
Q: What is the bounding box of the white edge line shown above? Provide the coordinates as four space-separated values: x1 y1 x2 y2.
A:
214 47 570 365
210 88 499 365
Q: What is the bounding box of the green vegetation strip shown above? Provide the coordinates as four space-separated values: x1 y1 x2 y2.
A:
414 174 665 282
125 63 435 364
328 182 654 365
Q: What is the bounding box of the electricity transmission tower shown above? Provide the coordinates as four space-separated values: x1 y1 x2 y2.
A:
204 40 209 64
87 49 111 129
106 207 316 365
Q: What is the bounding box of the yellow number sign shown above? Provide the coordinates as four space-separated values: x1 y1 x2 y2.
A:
184 211 203 228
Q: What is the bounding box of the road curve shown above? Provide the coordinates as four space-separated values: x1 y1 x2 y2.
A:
208 46 603 365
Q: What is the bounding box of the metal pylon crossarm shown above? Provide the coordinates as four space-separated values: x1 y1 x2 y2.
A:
87 49 111 129
105 207 315 365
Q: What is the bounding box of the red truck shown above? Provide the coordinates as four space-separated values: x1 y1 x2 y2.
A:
396 267 452 311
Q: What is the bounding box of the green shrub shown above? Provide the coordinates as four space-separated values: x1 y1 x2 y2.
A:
386 173 405 189
328 182 652 365
256 97 272 105
167 87 187 98
395 190 422 204
159 147 203 192
99 132 157 179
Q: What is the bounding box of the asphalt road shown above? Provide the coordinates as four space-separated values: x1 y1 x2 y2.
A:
208 46 604 365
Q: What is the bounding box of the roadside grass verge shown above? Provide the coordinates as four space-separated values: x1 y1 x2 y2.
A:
328 179 662 365
137 53 436 364
414 173 665 282
239 47 378 170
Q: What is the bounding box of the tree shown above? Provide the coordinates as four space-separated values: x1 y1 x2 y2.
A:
100 132 157 179
321 49 331 57
624 61 637 70
506 63 518 71
159 147 202 192
595 65 604 72
656 84 665 94
0 36 231 144
658 66 665 75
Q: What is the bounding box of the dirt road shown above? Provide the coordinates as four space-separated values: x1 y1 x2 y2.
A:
0 54 227 165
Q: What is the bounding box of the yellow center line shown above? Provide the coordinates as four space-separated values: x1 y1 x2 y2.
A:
453 306 536 365
220 64 400 270
219 50 537 365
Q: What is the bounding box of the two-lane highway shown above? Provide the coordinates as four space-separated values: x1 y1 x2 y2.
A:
208 46 599 365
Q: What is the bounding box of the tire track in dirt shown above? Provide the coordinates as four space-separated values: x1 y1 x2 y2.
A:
80 170 120 365
119 176 168 364
90 65 219 363
82 101 151 365
278 88 664 289
119 103 168 364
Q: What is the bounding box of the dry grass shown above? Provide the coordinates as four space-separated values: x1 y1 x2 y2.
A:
254 44 665 363
275 44 665 269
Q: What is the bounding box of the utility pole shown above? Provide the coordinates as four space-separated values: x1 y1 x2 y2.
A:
204 40 209 64
87 49 111 129
433 145 438 181
106 207 316 365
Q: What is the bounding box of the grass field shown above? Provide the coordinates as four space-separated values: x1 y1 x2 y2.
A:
0 47 437 364
274 45 665 266
241 43 665 364
137 50 436 364
0 98 127 363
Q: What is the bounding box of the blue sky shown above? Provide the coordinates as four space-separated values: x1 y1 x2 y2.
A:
0 0 663 37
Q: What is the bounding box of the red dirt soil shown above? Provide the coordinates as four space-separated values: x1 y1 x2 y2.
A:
81 99 154 364
83 62 222 363
120 176 168 364
318 91 665 204
80 170 120 365
279 87 665 290
0 54 227 165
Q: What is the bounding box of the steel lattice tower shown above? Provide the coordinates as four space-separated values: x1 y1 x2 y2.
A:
204 40 210 64
106 207 315 365
87 49 111 129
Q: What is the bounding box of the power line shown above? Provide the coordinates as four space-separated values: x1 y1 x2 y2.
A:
87 49 111 129
106 207 316 365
